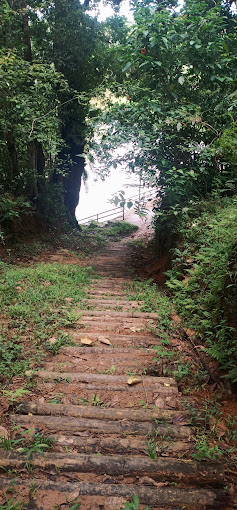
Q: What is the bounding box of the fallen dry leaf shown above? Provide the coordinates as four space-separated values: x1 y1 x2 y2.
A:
99 336 112 345
80 337 94 346
130 327 141 333
164 383 171 387
66 489 80 502
127 376 142 386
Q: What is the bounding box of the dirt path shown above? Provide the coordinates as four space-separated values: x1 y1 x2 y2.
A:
0 234 228 509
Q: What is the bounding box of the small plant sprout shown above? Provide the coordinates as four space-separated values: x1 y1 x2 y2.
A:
145 439 157 459
120 494 151 509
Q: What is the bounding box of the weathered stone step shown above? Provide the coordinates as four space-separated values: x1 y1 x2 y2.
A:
0 451 224 484
0 477 227 508
81 310 158 319
11 414 192 437
17 401 190 422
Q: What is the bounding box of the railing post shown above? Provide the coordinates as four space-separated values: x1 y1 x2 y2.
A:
122 205 125 221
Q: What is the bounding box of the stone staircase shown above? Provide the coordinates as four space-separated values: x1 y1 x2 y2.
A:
0 241 227 509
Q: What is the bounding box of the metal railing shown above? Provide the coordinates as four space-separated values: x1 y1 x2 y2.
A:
77 188 157 225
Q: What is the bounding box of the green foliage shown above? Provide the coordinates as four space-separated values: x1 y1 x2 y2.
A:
0 337 30 380
2 388 30 402
0 430 54 460
0 499 26 510
0 261 92 383
88 0 236 215
145 439 157 459
192 434 223 461
0 0 116 229
47 332 73 355
166 196 237 381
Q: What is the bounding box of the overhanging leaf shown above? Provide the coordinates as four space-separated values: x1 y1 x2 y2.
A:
178 76 185 85
122 62 132 72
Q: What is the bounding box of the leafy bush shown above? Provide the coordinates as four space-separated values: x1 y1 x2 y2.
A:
166 196 237 382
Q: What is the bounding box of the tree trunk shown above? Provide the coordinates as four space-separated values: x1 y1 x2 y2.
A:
20 0 32 63
4 131 18 183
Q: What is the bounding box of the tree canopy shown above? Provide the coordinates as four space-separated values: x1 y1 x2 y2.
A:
0 0 236 234
89 0 236 218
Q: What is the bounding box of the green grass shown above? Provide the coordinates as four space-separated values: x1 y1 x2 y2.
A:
0 262 92 385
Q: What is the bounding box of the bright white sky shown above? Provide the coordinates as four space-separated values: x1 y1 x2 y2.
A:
90 0 134 22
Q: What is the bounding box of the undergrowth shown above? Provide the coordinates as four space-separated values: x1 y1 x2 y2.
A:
165 196 237 383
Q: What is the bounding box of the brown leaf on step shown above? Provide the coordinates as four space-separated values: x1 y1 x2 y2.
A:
66 489 80 502
99 336 112 345
81 337 94 346
172 414 190 425
210 418 227 438
163 383 171 387
127 376 142 386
